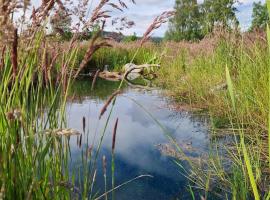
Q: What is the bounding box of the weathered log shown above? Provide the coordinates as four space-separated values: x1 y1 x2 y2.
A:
98 71 123 81
123 63 160 80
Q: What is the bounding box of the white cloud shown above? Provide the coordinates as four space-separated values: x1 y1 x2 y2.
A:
19 0 265 36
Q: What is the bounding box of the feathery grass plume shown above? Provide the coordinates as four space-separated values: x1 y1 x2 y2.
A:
99 90 121 119
72 0 135 78
87 0 134 27
112 118 118 152
140 11 175 46
87 0 110 26
91 69 100 91
34 0 56 25
75 28 111 78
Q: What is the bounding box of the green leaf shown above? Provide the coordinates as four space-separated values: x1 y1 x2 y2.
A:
225 66 236 112
240 137 260 200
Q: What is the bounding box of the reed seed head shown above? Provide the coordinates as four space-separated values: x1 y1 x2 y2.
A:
112 118 118 152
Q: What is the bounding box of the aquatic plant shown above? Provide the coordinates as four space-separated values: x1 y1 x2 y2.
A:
0 0 143 199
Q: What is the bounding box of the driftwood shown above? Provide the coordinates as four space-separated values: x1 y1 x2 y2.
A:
93 63 160 82
123 63 160 74
98 71 123 81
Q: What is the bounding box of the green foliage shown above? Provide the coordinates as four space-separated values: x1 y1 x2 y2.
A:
122 33 138 42
165 0 202 41
202 0 238 34
166 0 239 41
250 1 269 31
90 47 130 71
156 36 269 198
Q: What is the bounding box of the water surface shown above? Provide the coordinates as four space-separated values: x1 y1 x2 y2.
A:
66 79 210 199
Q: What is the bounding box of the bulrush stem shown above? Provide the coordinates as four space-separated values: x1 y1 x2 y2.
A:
102 155 108 200
111 118 118 200
11 28 18 79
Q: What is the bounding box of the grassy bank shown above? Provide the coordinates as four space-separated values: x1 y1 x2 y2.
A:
156 32 270 199
88 31 270 198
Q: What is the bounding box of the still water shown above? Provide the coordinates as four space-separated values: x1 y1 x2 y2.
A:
65 79 210 200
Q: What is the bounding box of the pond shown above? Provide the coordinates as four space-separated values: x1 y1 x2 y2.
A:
65 78 210 200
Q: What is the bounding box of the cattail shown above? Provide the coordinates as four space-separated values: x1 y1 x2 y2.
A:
91 69 100 91
112 118 118 152
82 116 86 133
99 90 121 119
79 134 82 148
11 28 18 79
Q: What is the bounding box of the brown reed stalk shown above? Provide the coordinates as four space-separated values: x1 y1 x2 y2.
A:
140 11 175 46
0 45 6 70
91 69 100 91
11 28 18 79
99 90 121 119
112 118 118 153
48 51 59 82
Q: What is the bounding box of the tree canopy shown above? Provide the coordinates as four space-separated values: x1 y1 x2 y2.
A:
165 0 202 41
165 0 239 41
250 1 269 31
202 0 238 34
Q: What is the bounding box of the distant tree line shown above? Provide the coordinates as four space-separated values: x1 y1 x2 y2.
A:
50 1 269 42
165 0 269 41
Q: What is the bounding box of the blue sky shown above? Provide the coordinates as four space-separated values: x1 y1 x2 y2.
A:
28 0 265 36
104 0 265 36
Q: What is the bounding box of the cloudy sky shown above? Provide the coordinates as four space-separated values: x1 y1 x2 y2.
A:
28 0 265 36
103 0 265 36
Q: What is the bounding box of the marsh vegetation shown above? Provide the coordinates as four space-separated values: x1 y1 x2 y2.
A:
0 0 270 199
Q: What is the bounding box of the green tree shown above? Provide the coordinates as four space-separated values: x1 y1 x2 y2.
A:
123 32 137 42
250 1 269 31
202 0 239 34
165 0 202 41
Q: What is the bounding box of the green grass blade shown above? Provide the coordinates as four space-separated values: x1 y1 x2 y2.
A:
225 66 236 112
240 136 260 200
267 0 270 174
